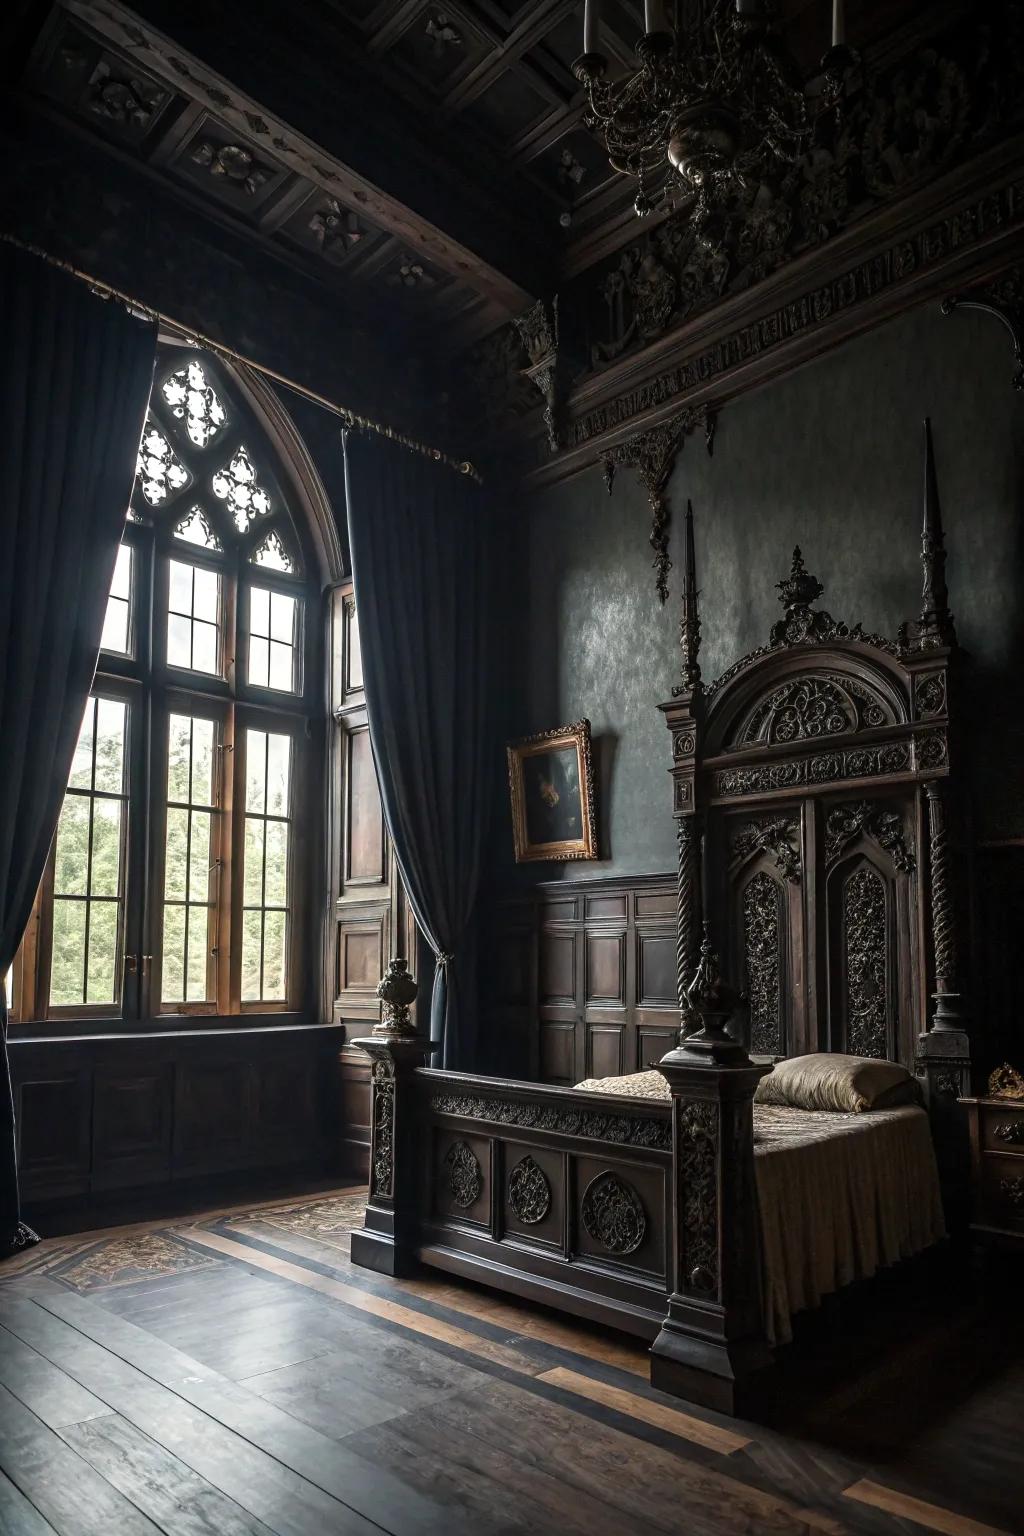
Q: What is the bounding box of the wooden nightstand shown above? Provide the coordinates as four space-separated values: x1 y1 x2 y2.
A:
961 1097 1024 1253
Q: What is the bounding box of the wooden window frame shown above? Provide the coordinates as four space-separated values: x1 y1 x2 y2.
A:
8 348 321 1039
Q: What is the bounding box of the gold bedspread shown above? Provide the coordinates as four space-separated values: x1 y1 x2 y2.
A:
573 1069 945 1344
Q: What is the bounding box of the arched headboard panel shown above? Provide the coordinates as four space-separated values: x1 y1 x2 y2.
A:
660 424 970 1146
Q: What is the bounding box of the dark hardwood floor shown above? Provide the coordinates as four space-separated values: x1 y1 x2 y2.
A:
0 1189 1020 1536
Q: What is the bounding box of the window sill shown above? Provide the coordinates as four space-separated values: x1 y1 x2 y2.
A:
7 1015 341 1046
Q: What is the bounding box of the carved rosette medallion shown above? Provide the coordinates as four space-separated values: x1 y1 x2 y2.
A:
679 1100 719 1295
743 872 783 1056
507 1155 552 1225
445 1140 483 1208
370 1058 395 1201
843 866 888 1057
581 1172 647 1255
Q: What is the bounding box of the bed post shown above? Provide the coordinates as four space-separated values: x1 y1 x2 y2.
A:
651 934 772 1414
901 421 971 1201
350 960 430 1277
661 500 704 1009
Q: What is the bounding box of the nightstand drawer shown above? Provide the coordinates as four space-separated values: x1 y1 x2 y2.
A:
979 1153 1024 1231
980 1106 1024 1155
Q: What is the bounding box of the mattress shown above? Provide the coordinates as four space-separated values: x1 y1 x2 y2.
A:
574 1069 946 1344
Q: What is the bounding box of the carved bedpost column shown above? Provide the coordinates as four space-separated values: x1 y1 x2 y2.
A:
651 936 772 1415
350 961 430 1277
661 501 704 1028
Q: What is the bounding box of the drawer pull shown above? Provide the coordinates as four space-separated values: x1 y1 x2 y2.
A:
994 1121 1024 1145
999 1176 1024 1211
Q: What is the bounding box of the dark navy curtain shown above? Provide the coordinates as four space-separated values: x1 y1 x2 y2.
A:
0 244 156 1257
343 432 492 1068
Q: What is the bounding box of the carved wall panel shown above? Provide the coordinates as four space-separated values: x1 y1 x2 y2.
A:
678 1100 719 1296
841 864 890 1058
741 872 784 1057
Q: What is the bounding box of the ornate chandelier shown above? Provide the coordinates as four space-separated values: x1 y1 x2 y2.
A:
573 0 856 220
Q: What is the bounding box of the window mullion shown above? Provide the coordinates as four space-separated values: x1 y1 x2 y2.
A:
221 705 239 1014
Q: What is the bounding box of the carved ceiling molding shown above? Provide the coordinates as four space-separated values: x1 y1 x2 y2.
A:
600 407 716 604
52 0 533 313
521 138 1024 484
941 264 1024 391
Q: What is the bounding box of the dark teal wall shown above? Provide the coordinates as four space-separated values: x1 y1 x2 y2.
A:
508 298 1024 880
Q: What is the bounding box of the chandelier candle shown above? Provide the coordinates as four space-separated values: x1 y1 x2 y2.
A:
583 0 600 56
832 0 845 47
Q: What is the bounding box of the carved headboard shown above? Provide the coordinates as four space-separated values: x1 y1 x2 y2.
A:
661 423 970 1112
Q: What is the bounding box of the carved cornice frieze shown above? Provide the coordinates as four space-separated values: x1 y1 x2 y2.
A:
428 1091 670 1151
601 407 715 603
712 731 947 801
524 141 1024 482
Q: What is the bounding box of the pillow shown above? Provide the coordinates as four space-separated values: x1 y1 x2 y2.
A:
753 1053 917 1113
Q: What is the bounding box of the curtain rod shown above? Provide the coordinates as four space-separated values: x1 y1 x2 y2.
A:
1 232 482 484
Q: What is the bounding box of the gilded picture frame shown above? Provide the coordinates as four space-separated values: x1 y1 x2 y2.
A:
507 719 598 863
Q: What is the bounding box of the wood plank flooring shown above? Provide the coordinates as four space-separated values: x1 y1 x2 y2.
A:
0 1188 1021 1536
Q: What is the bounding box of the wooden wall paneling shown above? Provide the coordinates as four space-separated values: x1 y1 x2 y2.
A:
345 726 386 885
15 1056 91 1200
337 1043 371 1179
91 1062 173 1191
10 1024 340 1217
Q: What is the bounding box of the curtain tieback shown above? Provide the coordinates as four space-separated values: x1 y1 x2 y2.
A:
436 952 454 966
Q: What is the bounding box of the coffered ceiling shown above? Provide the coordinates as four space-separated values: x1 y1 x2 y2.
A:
13 0 937 353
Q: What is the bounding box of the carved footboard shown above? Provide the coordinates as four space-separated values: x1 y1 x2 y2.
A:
350 1029 774 1413
415 1069 673 1337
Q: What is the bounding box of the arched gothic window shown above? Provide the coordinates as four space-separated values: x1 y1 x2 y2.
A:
8 348 322 1024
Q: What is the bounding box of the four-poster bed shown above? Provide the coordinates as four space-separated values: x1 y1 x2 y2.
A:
350 420 971 1414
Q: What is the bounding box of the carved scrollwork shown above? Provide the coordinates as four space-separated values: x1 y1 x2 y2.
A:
507 1155 552 1225
994 1121 1024 1145
825 802 915 873
429 1092 671 1151
843 866 889 1058
600 406 714 603
679 1101 718 1294
733 673 895 749
730 817 801 882
742 872 783 1056
445 1140 483 1208
370 1058 395 1201
914 673 947 718
715 741 913 799
581 1172 647 1255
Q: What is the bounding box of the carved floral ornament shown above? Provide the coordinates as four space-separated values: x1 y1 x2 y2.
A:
581 1172 647 1255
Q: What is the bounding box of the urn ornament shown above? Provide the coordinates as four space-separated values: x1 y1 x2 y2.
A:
374 957 418 1038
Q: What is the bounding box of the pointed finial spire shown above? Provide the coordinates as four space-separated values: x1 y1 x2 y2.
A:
916 418 956 648
678 499 702 694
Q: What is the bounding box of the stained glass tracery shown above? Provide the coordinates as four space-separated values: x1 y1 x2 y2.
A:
161 360 227 449
211 445 272 531
137 424 190 506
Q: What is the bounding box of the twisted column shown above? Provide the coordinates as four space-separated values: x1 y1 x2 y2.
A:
676 815 702 1012
924 781 961 1031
